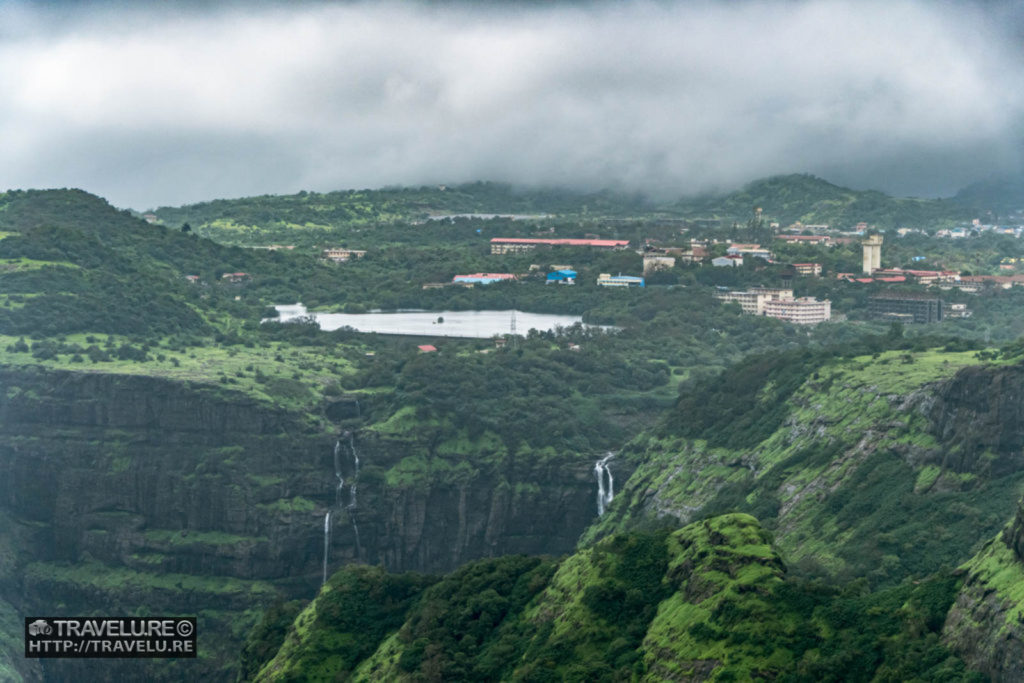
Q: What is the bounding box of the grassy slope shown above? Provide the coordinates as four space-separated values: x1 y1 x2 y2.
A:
0 332 358 415
942 510 1024 676
584 349 1024 585
256 514 979 681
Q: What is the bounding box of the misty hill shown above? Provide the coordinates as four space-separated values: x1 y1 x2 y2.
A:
150 175 973 248
953 174 1024 216
152 182 653 230
675 173 972 228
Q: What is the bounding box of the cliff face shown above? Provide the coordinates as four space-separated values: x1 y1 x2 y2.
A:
927 364 1024 476
931 365 1024 675
584 351 1024 586
942 499 1024 681
931 364 1024 679
0 366 602 680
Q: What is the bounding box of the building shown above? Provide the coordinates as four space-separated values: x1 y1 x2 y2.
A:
791 263 822 276
712 255 743 267
597 273 644 287
184 275 200 284
763 297 831 324
546 269 577 284
862 235 883 274
643 255 676 274
869 292 943 323
727 243 772 260
716 288 829 323
417 345 437 353
221 272 249 283
871 269 960 285
452 273 517 286
676 241 709 264
715 288 793 315
946 303 970 318
490 238 630 254
958 274 1024 289
777 235 831 246
323 248 367 262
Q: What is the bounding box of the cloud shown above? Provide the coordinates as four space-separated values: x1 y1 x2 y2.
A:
0 0 1021 208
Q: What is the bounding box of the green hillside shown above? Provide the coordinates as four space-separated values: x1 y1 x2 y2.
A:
585 347 1024 587
149 174 973 251
250 514 981 681
676 174 971 228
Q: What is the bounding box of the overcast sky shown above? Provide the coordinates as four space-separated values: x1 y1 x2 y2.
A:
1 0 1022 209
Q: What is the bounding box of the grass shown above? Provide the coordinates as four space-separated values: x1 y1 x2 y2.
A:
256 497 317 514
24 560 278 599
142 529 268 546
958 533 1024 630
0 257 78 271
0 333 356 412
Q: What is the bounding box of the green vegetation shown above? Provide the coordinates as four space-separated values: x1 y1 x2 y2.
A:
253 515 983 681
590 347 1024 587
680 173 970 229
2 177 1024 681
24 560 278 599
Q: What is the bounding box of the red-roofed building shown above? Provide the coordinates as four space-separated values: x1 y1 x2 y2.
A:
417 345 437 353
490 238 630 254
872 269 959 284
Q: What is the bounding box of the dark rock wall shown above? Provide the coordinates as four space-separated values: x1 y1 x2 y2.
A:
0 366 600 679
928 364 1024 475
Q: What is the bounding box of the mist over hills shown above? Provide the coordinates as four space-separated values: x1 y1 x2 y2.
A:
150 172 985 235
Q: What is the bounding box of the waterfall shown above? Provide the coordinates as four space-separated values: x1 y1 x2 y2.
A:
349 433 361 474
348 433 361 508
321 511 332 586
350 511 362 561
333 440 345 506
322 433 367 579
595 453 614 516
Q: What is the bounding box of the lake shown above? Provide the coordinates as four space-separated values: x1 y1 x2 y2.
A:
271 304 600 339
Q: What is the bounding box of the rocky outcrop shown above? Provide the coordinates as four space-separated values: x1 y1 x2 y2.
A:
927 364 1024 475
943 499 1024 680
0 366 602 680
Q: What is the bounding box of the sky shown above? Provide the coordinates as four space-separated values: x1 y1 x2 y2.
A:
1 0 1022 209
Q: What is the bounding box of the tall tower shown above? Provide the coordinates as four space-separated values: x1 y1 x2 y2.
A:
862 235 883 274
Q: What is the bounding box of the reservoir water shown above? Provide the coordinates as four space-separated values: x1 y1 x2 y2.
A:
272 304 600 339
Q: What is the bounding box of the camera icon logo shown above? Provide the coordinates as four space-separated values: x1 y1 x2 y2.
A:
28 620 52 637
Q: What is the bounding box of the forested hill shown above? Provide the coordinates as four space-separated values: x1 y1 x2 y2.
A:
151 182 655 227
148 173 973 240
675 174 972 228
953 174 1024 217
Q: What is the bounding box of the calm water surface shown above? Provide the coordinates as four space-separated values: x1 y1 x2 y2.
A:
272 304 600 339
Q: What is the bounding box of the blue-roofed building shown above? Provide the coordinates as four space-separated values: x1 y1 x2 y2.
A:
452 273 517 285
597 273 644 288
546 269 577 284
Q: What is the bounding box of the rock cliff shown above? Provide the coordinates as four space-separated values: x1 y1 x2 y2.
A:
0 366 601 680
942 498 1024 680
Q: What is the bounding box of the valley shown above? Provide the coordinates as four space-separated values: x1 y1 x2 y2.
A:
2 177 1024 681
